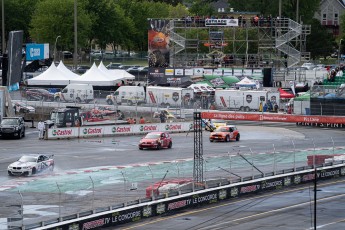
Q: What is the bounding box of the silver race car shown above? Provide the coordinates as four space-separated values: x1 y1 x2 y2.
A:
8 154 54 176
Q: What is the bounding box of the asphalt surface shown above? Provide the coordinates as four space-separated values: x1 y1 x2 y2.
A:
118 179 345 230
0 122 345 228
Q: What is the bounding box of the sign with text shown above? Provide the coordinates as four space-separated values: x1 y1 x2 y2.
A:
26 43 49 61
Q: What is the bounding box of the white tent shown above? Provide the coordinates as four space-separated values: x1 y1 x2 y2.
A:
235 77 256 87
108 69 135 80
71 63 117 86
57 61 79 80
98 61 126 81
27 63 72 86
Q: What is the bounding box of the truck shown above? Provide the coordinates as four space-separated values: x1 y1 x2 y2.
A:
106 86 146 105
54 84 94 103
146 86 194 108
214 89 280 112
45 106 82 128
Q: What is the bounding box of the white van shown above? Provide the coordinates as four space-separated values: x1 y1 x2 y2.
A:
106 86 145 105
55 84 94 103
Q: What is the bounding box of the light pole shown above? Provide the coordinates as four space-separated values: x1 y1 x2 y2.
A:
338 39 343 65
53 35 61 63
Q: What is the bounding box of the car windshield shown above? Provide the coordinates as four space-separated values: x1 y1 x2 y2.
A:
215 127 229 132
18 156 37 163
1 119 19 125
145 133 161 139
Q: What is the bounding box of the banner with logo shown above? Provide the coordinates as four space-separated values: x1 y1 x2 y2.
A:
205 19 239 27
48 127 78 139
148 19 170 68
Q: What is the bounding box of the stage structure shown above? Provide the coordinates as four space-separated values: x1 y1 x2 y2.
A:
148 17 311 70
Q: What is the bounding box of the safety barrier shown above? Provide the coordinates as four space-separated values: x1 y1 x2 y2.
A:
47 122 194 139
31 162 345 229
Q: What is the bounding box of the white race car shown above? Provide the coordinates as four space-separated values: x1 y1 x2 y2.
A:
8 154 54 176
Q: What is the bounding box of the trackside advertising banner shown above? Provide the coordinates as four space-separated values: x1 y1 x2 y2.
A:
201 112 345 124
47 122 193 139
48 165 345 230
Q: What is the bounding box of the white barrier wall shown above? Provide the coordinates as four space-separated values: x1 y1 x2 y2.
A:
47 122 194 139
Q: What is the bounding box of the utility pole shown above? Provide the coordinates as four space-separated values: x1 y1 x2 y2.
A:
314 167 317 230
74 0 78 71
2 0 5 54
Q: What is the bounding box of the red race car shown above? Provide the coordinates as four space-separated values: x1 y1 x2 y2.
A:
209 125 240 142
139 132 172 150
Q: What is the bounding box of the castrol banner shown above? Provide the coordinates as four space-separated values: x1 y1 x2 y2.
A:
81 127 104 137
47 122 193 139
201 112 345 124
48 128 78 139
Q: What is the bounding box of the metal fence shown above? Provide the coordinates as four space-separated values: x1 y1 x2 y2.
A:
1 137 345 229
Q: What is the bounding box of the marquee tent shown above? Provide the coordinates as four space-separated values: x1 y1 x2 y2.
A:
56 61 79 80
27 63 72 86
222 75 240 84
235 77 256 87
279 88 295 99
107 69 135 80
98 62 126 81
71 63 119 86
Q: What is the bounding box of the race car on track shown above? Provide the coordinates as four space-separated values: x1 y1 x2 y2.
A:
139 132 172 150
7 154 54 176
209 125 240 142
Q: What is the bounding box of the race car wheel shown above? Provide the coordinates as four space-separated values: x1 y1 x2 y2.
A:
32 167 37 175
157 143 162 150
8 171 13 176
22 128 25 138
76 97 81 103
106 99 113 105
168 142 172 149
55 97 60 102
245 107 250 112
226 135 230 142
17 130 22 139
236 134 240 141
210 139 214 142
139 147 143 150
127 100 133 106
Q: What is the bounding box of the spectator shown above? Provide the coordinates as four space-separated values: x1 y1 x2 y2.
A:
37 120 44 139
159 111 166 123
139 116 145 124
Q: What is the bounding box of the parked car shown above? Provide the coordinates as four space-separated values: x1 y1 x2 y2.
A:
103 51 116 60
13 102 35 114
22 88 55 101
76 65 90 74
7 154 54 176
139 132 172 150
62 51 73 59
90 50 103 59
204 119 227 131
301 62 316 70
0 117 26 139
209 125 240 142
106 63 122 69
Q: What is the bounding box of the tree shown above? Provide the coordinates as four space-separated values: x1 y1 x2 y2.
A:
306 19 335 60
29 0 91 52
1 0 39 46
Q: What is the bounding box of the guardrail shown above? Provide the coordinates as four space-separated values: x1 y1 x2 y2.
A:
30 162 345 230
46 122 194 139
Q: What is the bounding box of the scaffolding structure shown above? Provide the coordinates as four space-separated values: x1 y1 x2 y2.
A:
167 18 311 69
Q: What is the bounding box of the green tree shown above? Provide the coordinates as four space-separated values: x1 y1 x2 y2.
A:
168 3 189 18
187 0 215 16
1 0 39 45
29 0 91 52
306 19 335 60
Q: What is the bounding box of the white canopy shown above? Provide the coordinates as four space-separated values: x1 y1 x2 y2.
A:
98 61 126 81
108 69 135 80
27 63 72 86
235 77 256 87
71 63 118 86
57 61 79 80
